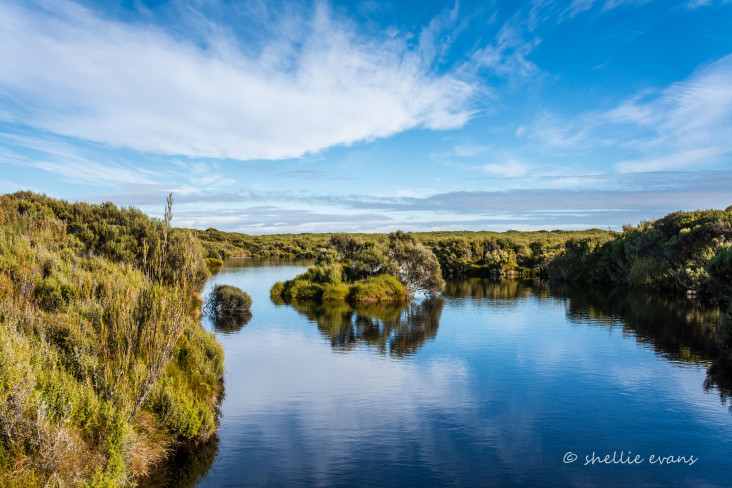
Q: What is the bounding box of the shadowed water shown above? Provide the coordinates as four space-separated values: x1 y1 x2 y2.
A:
167 258 732 487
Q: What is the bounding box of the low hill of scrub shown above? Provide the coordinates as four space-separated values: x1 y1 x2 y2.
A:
548 207 732 300
0 192 224 486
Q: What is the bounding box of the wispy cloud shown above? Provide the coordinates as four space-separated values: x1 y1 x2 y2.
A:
472 16 541 80
607 53 732 171
686 0 732 8
0 1 477 161
562 0 648 18
519 53 732 172
0 131 160 185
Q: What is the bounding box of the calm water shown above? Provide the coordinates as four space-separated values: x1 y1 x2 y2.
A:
175 258 732 487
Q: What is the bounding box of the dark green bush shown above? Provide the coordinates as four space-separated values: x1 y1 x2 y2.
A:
205 284 252 317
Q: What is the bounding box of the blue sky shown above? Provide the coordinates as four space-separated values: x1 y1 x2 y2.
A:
1 0 731 233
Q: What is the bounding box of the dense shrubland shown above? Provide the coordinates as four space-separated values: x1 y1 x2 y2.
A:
547 207 732 300
194 226 615 280
0 192 223 486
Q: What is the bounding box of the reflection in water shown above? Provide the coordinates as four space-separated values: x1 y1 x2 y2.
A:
448 277 732 408
181 261 732 487
445 278 534 301
137 434 219 488
284 297 445 357
211 311 252 334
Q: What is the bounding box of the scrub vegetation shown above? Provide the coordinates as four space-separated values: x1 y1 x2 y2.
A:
270 232 445 305
0 192 224 486
547 207 732 300
202 207 732 302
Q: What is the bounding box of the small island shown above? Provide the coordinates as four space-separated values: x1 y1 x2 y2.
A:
271 232 446 305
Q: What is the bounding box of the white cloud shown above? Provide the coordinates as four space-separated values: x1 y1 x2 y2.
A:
483 159 529 177
0 1 477 161
686 0 732 8
562 0 647 18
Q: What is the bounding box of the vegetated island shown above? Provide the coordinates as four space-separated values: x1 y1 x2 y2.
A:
0 192 224 486
205 284 253 334
270 231 445 305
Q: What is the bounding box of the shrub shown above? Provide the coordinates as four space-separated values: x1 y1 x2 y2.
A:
270 281 285 298
204 257 224 269
322 283 350 302
205 285 252 317
349 275 408 304
287 280 324 301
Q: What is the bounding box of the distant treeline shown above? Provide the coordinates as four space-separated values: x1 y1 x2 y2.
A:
193 228 616 278
0 192 223 486
195 207 732 301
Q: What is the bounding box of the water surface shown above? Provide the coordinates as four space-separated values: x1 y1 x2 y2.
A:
184 258 731 487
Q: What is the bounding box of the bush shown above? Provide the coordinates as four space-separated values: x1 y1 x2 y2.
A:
270 281 285 298
287 280 324 301
204 257 224 269
322 283 350 302
205 285 252 317
349 275 408 304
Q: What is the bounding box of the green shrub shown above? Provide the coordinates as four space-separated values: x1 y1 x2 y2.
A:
287 280 324 301
708 246 732 282
0 192 225 486
204 257 224 268
270 281 285 298
349 275 408 304
322 283 350 302
205 284 252 317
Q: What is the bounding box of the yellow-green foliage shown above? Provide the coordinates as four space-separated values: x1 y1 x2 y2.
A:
271 265 408 304
349 275 408 304
204 257 224 269
0 193 224 486
322 283 350 302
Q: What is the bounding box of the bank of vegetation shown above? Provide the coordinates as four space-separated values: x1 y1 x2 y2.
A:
270 232 445 305
547 207 732 300
194 227 616 280
0 192 224 486
200 207 732 302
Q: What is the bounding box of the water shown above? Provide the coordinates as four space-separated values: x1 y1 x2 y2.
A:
179 258 732 487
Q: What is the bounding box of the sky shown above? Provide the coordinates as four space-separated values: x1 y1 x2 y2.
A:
1 0 731 233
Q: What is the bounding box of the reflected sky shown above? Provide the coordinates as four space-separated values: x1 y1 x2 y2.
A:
189 260 732 488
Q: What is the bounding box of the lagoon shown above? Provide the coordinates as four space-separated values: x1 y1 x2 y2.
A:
168 258 732 487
